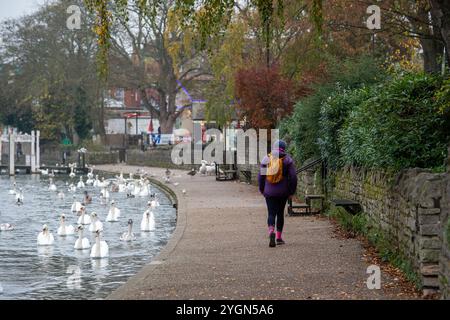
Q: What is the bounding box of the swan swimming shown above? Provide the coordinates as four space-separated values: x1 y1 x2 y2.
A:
0 223 14 231
71 196 82 213
57 191 65 199
74 225 91 250
15 188 24 205
120 219 136 241
106 200 120 222
48 178 57 192
9 182 17 195
90 230 109 258
57 214 75 236
77 207 91 225
37 224 54 246
140 202 155 231
100 187 110 199
87 167 94 180
77 176 85 189
69 166 76 179
89 212 103 232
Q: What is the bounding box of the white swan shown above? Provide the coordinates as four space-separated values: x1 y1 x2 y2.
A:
199 160 207 175
100 187 110 199
120 219 136 241
57 214 75 236
9 183 17 195
37 224 54 246
69 166 76 179
58 191 65 200
0 223 14 231
206 163 215 175
77 207 91 225
77 176 85 189
48 178 57 192
16 188 24 205
139 184 149 197
106 200 120 222
74 225 90 249
93 175 100 188
40 168 49 175
71 196 82 213
150 197 160 208
89 212 103 232
141 203 155 231
87 167 94 180
90 230 109 258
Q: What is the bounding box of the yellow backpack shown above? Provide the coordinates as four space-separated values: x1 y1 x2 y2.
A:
266 153 284 184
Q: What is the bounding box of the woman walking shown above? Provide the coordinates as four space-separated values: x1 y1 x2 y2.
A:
258 140 297 247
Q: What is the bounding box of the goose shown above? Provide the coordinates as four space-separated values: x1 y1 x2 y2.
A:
0 223 14 231
71 196 82 213
74 225 90 249
141 202 155 231
77 207 91 225
57 214 75 236
120 219 136 241
37 224 54 246
90 230 109 258
48 178 57 192
9 182 17 195
16 188 24 205
77 176 85 189
89 212 103 232
106 200 120 222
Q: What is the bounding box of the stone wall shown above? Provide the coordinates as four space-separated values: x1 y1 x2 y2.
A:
127 147 192 170
332 165 449 296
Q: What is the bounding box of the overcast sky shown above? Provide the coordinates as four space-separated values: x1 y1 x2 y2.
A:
0 0 49 22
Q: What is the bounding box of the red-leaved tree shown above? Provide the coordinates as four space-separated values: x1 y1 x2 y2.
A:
234 65 304 130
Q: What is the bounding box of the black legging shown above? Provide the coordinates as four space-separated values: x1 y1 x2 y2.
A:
265 197 288 232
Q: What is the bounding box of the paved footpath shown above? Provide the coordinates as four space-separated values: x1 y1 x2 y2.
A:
98 164 416 300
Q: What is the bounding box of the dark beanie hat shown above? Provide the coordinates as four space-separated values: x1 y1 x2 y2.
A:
273 140 287 151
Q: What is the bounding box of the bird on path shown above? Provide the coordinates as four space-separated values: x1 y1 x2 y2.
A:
187 168 196 176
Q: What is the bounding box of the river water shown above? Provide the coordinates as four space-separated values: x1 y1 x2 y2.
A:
0 174 176 300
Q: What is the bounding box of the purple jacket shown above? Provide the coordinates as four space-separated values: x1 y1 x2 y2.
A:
258 150 297 198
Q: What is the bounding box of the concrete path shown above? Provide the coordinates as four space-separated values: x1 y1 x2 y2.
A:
98 164 416 300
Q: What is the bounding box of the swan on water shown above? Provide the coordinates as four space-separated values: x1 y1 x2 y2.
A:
93 175 100 188
74 225 91 250
9 182 17 195
89 212 103 232
40 168 49 175
57 214 75 236
69 166 76 179
87 167 94 180
48 178 57 192
100 187 110 199
37 224 54 246
120 219 136 241
68 184 77 193
77 207 91 225
0 223 14 231
71 196 82 213
140 202 155 231
90 230 109 258
77 176 85 189
16 188 24 205
106 200 120 222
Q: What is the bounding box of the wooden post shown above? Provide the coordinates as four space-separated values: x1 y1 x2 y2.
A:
9 132 15 176
36 130 40 170
31 130 36 173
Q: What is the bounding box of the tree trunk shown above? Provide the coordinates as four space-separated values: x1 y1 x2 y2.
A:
421 37 444 73
431 0 450 67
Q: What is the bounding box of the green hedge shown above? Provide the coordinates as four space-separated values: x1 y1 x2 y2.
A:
282 58 450 171
338 73 449 171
